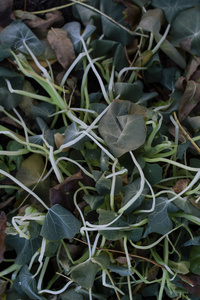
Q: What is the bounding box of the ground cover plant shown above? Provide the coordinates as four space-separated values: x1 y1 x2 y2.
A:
0 0 200 299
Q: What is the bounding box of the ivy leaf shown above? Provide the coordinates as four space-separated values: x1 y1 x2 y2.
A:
146 197 178 235
63 21 96 53
113 81 143 102
143 163 163 185
0 20 45 56
0 66 24 111
152 0 200 23
6 235 42 265
18 265 46 300
98 100 146 157
122 178 149 214
170 7 200 56
40 204 81 241
190 246 200 275
71 259 99 289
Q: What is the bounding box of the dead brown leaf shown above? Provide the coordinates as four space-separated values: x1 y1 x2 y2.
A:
50 171 83 211
186 56 200 81
47 28 75 69
14 10 65 31
0 211 7 263
123 5 141 30
173 179 190 194
178 80 200 121
54 132 69 152
182 275 200 297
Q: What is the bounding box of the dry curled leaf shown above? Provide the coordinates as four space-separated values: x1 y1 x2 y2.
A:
47 28 75 69
178 80 200 122
14 10 65 31
50 170 83 211
173 179 190 194
0 211 7 263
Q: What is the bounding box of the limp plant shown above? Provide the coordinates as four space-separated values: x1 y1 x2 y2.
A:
1 1 200 299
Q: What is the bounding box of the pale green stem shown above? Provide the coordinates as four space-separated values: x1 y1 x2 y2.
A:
0 169 49 210
168 168 200 203
102 270 124 295
134 178 155 214
23 42 51 80
143 157 200 172
110 158 118 211
80 36 110 104
118 151 145 214
74 187 92 258
118 66 147 80
5 79 52 102
129 225 182 250
37 256 50 291
152 24 171 54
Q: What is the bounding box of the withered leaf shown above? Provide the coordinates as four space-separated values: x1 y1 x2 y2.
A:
173 179 190 194
182 275 200 297
0 211 7 263
14 10 65 30
178 80 200 121
47 28 75 69
0 279 7 296
50 170 83 212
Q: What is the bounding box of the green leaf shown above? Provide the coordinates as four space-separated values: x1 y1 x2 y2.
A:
152 0 200 23
146 197 178 235
113 81 143 102
63 21 96 52
143 163 163 185
16 153 50 203
40 204 81 241
91 252 110 269
190 246 200 275
19 265 45 300
74 1 133 45
0 20 45 56
0 43 11 61
155 34 186 69
0 66 24 111
98 100 146 157
92 39 128 70
31 102 55 125
63 122 89 150
83 194 104 210
170 7 200 56
109 264 133 276
71 259 99 289
93 170 122 195
60 287 84 300
36 117 56 147
98 209 129 240
6 235 42 265
168 260 190 274
173 196 200 218
122 178 149 214
100 1 133 45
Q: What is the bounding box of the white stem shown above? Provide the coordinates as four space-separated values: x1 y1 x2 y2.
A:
118 151 145 214
0 169 49 210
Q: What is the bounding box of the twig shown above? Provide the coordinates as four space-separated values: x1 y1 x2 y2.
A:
173 112 200 154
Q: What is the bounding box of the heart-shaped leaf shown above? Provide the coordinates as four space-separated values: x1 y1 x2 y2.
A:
40 204 81 241
0 20 45 56
98 100 146 157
